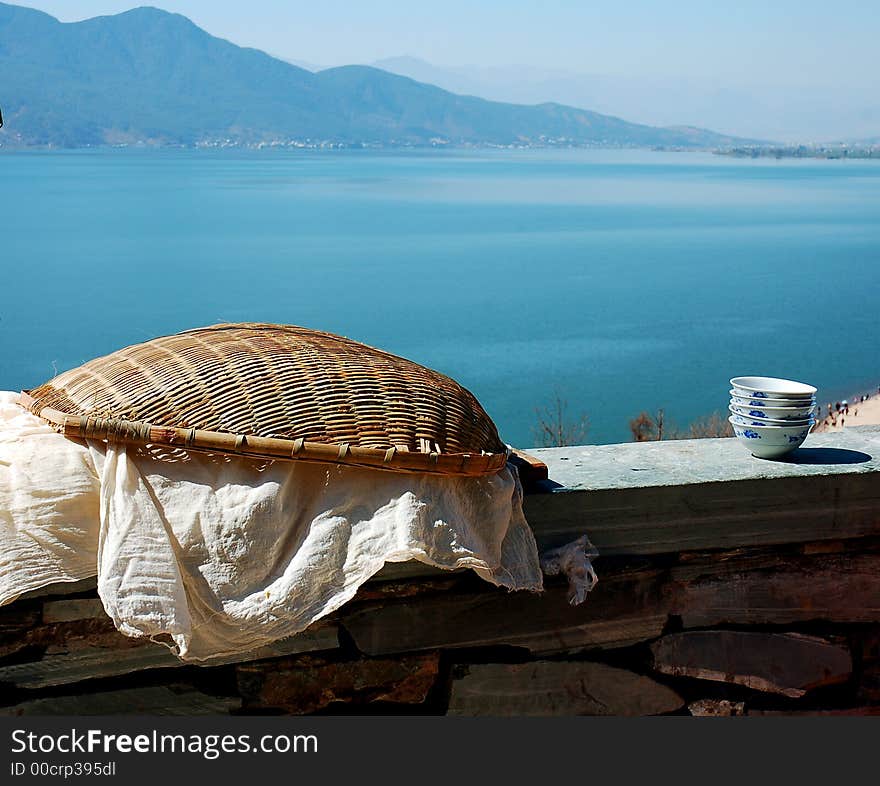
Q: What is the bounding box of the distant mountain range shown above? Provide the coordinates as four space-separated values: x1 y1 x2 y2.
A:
0 3 756 149
371 56 880 143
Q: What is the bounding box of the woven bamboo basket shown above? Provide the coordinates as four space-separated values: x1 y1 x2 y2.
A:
20 323 509 476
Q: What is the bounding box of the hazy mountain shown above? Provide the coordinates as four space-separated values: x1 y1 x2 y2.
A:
277 57 322 73
0 3 752 149
372 56 879 143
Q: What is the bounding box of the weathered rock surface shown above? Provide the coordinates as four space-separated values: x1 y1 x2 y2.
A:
652 631 852 697
0 685 241 716
448 661 683 716
237 652 441 714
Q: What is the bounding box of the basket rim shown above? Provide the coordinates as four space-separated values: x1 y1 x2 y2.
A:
18 392 510 477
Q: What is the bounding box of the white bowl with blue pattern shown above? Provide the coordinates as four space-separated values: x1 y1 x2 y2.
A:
729 400 816 421
728 416 814 458
729 389 815 408
729 411 814 428
730 376 817 399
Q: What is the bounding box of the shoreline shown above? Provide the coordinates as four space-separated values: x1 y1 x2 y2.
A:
813 384 880 433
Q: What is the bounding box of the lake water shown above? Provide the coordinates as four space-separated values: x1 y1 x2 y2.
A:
2 148 878 446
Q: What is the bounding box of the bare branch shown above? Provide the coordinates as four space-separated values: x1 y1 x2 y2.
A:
533 390 589 447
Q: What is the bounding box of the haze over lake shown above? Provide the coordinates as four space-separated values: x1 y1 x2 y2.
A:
3 148 878 445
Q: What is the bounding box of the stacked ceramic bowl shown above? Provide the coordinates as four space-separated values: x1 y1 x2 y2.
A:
729 376 817 458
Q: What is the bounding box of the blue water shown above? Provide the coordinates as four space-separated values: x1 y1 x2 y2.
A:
2 148 879 445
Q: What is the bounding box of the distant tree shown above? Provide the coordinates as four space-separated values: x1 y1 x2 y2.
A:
630 408 732 441
629 408 666 441
686 412 733 439
533 391 589 447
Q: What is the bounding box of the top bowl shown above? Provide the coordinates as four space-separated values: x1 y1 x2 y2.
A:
730 376 817 399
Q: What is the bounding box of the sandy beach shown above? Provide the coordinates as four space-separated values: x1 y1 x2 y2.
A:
813 386 880 433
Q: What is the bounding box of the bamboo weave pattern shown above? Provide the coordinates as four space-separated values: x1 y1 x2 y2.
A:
22 323 508 476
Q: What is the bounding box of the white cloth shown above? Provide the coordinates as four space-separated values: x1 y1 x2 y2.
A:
0 392 543 661
0 393 100 600
540 534 599 606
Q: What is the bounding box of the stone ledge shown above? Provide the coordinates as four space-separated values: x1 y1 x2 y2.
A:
379 427 880 581
524 426 880 557
531 425 880 491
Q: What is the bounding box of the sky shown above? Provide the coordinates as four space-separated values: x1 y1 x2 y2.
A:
11 1 879 89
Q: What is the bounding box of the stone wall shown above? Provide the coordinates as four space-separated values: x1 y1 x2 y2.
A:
1 427 879 716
